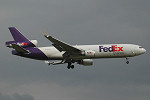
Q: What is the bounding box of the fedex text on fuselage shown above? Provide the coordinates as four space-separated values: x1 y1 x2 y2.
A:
99 45 123 52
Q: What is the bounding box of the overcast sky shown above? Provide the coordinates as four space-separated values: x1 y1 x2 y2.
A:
0 0 150 100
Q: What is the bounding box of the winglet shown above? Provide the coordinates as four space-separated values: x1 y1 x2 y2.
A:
42 31 49 37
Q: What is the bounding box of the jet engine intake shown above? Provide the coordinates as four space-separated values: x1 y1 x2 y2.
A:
30 40 38 47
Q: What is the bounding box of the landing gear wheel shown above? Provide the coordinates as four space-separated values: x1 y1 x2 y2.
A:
67 60 75 69
67 62 71 69
71 65 74 69
126 57 129 64
126 61 129 64
67 66 71 69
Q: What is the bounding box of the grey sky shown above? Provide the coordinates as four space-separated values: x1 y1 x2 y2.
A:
0 0 150 100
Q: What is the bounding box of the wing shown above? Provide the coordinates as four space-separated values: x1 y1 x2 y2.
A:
42 32 83 55
12 44 30 54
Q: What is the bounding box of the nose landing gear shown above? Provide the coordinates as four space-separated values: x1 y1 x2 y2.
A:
126 57 129 64
126 61 129 64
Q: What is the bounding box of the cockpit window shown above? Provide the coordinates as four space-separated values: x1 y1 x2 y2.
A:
139 46 143 48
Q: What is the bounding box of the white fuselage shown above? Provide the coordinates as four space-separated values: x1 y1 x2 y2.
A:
39 44 146 60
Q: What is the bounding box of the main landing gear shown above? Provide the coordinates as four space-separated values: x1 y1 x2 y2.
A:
126 57 129 64
67 62 74 69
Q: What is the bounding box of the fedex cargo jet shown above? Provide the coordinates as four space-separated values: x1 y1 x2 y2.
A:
5 27 146 69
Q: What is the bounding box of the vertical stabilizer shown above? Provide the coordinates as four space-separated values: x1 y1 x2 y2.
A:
9 27 29 42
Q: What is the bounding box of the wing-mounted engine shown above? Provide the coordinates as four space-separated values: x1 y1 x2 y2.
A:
84 50 95 57
5 40 38 48
78 59 93 66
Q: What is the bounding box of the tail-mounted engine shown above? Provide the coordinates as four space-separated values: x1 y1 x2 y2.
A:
30 40 38 47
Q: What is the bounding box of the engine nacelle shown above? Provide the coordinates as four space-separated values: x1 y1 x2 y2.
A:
78 59 93 66
84 50 95 57
30 40 38 47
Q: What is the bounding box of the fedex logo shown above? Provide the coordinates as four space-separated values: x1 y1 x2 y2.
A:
99 45 123 52
17 42 28 46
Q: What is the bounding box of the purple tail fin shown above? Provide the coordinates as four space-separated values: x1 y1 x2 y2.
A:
6 27 37 48
9 27 29 42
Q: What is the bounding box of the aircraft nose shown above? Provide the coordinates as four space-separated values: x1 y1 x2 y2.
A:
140 48 146 54
143 48 146 53
136 47 146 55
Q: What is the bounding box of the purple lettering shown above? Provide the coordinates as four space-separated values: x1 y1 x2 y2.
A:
104 47 108 52
99 45 123 52
99 46 103 52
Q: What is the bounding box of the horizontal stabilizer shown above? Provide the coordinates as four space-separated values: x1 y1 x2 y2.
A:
12 44 30 54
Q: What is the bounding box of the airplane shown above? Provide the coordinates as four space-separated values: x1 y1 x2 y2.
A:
5 27 146 69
